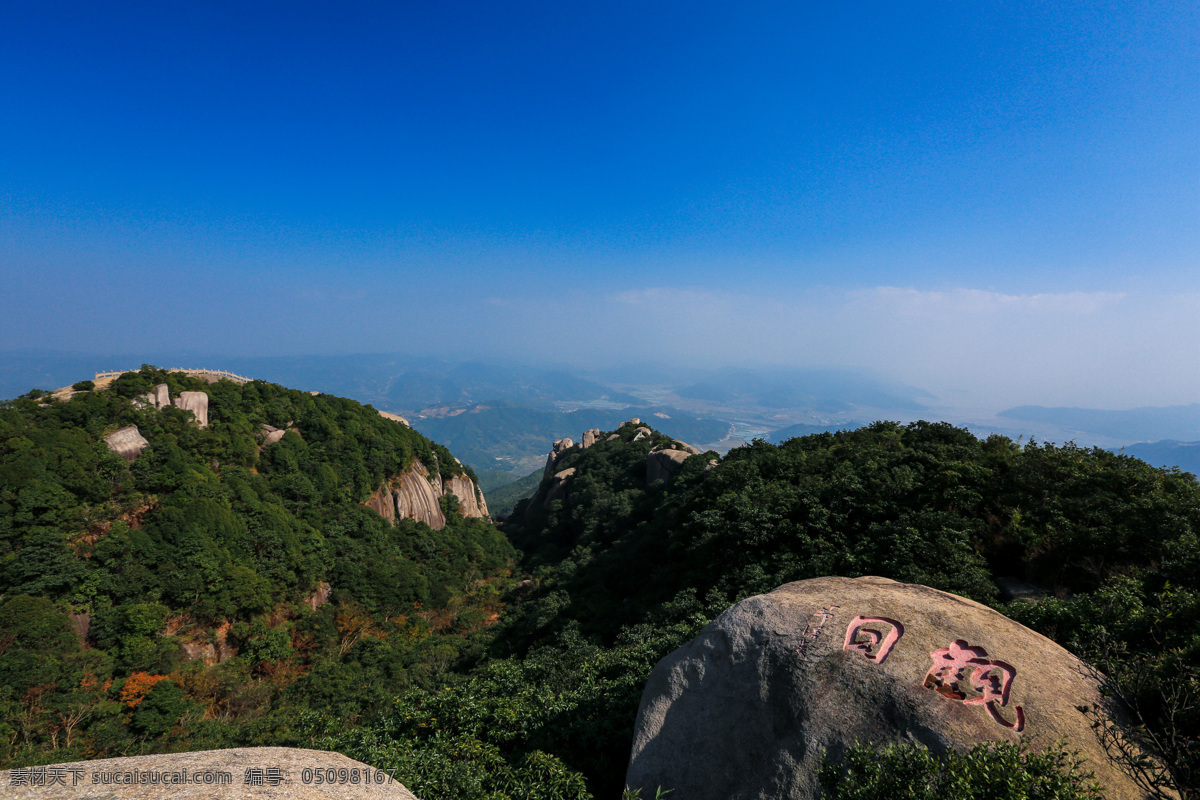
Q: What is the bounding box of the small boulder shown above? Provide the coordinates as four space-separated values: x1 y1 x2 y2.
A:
260 424 287 447
582 429 601 449
104 425 149 462
627 575 1153 800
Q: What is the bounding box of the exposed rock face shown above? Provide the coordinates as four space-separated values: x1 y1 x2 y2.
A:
392 460 447 530
365 483 396 523
104 426 150 462
582 429 601 449
0 747 420 799
672 440 702 455
137 384 172 410
306 581 332 611
214 622 236 662
181 640 217 664
544 437 576 478
70 612 90 646
363 459 490 531
544 467 576 508
174 391 210 428
627 575 1150 800
646 450 690 486
446 473 489 517
378 410 409 426
607 433 621 441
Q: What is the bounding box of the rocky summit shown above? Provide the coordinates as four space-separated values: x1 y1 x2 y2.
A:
626 576 1154 800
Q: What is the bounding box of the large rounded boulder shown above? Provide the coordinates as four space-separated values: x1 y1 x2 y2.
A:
626 576 1150 800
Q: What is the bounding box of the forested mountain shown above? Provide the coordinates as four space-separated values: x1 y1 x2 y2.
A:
319 420 1200 799
0 368 514 769
4 374 1199 800
410 403 729 483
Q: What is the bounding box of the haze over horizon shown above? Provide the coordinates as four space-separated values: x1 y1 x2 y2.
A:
3 3 1197 411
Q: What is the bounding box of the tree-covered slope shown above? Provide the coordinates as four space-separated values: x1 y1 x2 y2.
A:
321 420 1200 800
0 367 516 767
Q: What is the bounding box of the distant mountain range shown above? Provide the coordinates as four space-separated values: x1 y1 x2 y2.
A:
1119 440 1200 476
767 421 871 444
0 351 639 411
675 367 932 413
411 403 730 481
999 403 1200 443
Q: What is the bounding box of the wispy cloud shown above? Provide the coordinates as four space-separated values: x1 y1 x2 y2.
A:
855 287 1127 316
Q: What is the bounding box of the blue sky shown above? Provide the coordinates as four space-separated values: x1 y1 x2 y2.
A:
2 2 1197 408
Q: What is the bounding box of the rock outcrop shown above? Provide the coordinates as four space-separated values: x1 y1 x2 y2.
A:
378 410 409 426
365 483 396 524
181 639 217 664
392 460 448 530
627 575 1152 800
0 747 420 799
306 581 332 611
260 425 289 447
544 467 577 508
174 391 209 428
646 449 690 486
544 438 575 479
581 429 601 449
104 426 150 462
258 423 300 450
365 459 488 530
446 473 488 517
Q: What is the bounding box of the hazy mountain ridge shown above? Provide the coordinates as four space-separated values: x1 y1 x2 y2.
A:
410 402 730 478
676 367 933 413
1119 440 1200 476
1000 403 1200 443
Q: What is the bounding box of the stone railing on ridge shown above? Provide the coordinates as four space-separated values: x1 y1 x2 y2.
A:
94 369 254 384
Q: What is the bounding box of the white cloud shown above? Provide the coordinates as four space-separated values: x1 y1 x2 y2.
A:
505 284 1199 410
854 287 1127 316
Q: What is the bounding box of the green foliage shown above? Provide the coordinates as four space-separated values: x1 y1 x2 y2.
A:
71 381 95 392
3 375 1198 800
0 367 515 768
819 741 1104 800
131 680 198 737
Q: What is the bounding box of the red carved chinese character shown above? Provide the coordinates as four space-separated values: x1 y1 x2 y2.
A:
924 639 1025 731
842 616 904 664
